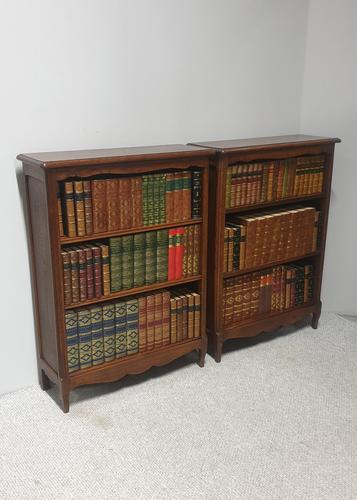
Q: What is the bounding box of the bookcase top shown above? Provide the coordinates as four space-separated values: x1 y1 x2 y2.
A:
190 134 341 153
17 144 214 168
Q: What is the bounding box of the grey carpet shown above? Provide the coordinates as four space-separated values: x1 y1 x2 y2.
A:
0 313 356 500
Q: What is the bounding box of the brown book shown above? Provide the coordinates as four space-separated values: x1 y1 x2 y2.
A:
191 292 201 338
146 294 155 350
154 293 163 348
92 179 107 233
138 296 147 352
83 246 94 300
227 228 234 272
75 247 87 302
186 293 195 339
118 178 132 229
258 271 267 314
181 170 192 220
61 250 72 305
74 181 86 237
233 277 244 323
235 165 243 206
224 279 235 325
242 274 252 320
131 176 143 227
83 180 93 235
68 248 79 303
106 178 120 231
91 244 102 297
173 172 183 222
99 243 110 296
231 165 238 207
57 190 64 237
64 181 76 237
162 291 170 345
175 295 183 341
285 268 292 309
193 224 201 275
250 272 260 317
186 225 194 276
170 296 177 343
182 228 188 278
181 293 188 340
223 227 229 273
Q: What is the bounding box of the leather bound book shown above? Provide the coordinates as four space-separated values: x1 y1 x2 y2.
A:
162 290 170 345
126 298 139 355
64 181 77 237
224 279 235 326
154 293 163 348
265 271 273 312
235 165 243 206
175 294 183 341
86 244 101 298
258 271 267 314
232 226 240 271
68 248 80 303
168 229 177 281
181 170 192 220
145 231 157 285
109 237 122 292
173 172 183 222
193 225 201 275
239 225 246 269
276 161 284 200
138 296 147 352
153 173 161 224
121 235 134 290
133 233 146 287
142 175 149 226
118 178 132 229
182 228 188 277
146 175 155 225
78 308 92 369
227 228 234 272
175 228 185 279
74 181 86 236
98 243 110 296
233 277 244 323
280 266 286 310
115 301 127 358
65 310 79 373
271 267 277 311
146 294 155 350
223 228 229 273
242 274 252 320
260 163 269 202
83 180 93 235
285 268 292 309
159 173 167 224
230 165 237 207
170 296 177 343
102 303 115 362
165 172 175 223
57 190 64 237
186 225 194 276
75 247 87 302
186 292 195 339
225 165 232 208
192 170 202 218
92 179 107 234
192 292 201 338
106 178 120 231
61 250 72 306
250 272 260 318
156 229 169 283
91 305 104 366
240 164 249 205
131 176 143 228
181 292 188 340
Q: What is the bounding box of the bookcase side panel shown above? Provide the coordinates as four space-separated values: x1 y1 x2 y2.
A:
27 174 59 373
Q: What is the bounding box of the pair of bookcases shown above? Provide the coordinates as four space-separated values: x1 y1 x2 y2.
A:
18 135 340 412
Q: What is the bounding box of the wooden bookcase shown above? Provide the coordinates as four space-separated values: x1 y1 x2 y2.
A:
18 144 213 412
190 135 340 362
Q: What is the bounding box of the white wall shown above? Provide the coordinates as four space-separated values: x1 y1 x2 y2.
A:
300 0 357 314
0 0 310 395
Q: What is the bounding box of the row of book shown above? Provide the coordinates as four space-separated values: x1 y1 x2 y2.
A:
224 206 320 271
58 170 202 237
225 155 325 208
66 289 201 372
223 264 313 326
62 226 200 306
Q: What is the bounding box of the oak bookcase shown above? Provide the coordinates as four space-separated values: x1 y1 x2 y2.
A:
18 145 213 412
190 135 340 362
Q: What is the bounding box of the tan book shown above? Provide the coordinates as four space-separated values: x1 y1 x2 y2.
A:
162 291 170 346
64 181 76 237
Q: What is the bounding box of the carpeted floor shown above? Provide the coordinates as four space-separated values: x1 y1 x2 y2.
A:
0 313 356 499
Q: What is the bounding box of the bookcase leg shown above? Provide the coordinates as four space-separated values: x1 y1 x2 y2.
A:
39 369 51 391
311 302 322 329
209 331 223 363
59 384 70 414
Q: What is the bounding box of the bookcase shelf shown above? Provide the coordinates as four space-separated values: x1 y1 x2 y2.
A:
18 144 213 412
190 134 340 362
60 218 203 245
65 275 203 309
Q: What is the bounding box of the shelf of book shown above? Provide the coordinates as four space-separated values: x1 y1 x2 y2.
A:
222 252 319 278
64 275 203 309
60 218 203 245
225 194 323 214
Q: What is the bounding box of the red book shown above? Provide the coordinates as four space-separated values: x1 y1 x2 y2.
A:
168 229 176 281
175 228 185 280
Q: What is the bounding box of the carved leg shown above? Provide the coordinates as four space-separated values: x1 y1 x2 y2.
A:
39 369 51 391
59 383 70 414
311 302 322 330
208 331 223 363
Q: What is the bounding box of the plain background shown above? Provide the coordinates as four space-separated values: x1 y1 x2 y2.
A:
0 0 355 396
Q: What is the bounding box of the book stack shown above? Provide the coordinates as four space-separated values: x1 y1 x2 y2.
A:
66 289 201 372
223 264 313 326
58 170 202 237
225 155 325 208
109 225 201 292
223 206 320 271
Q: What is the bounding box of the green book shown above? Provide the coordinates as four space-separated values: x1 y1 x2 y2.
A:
126 298 139 355
133 233 146 287
153 174 161 224
65 310 79 373
159 173 167 223
142 175 149 226
122 235 134 289
103 303 115 362
91 306 104 366
145 231 157 285
156 229 168 282
147 175 155 225
115 301 127 358
78 308 92 369
109 237 122 292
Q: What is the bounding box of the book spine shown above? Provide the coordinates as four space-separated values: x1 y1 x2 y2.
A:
159 173 167 224
92 179 107 233
126 298 139 355
91 245 102 297
98 244 109 296
156 229 169 282
233 278 244 323
115 302 127 358
175 295 183 341
170 296 177 343
91 306 104 365
187 293 195 339
193 224 201 275
227 228 234 272
239 225 246 269
109 237 122 292
173 172 183 222
242 274 252 320
138 296 147 352
73 181 86 236
68 249 80 303
83 180 93 235
146 175 155 225
153 173 161 224
103 303 115 362
106 178 120 231
181 294 188 340
250 272 260 317
168 229 176 281
146 294 155 350
65 310 79 372
225 166 232 208
76 247 87 302
224 279 234 325
133 233 146 287
192 292 201 338
64 181 77 237
165 172 175 223
131 176 143 228
145 231 157 285
181 170 192 220
62 250 72 306
118 178 132 229
78 309 92 369
154 292 163 348
142 175 149 226
192 170 202 218
121 235 134 289
57 189 64 237
174 228 185 279
182 227 188 277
